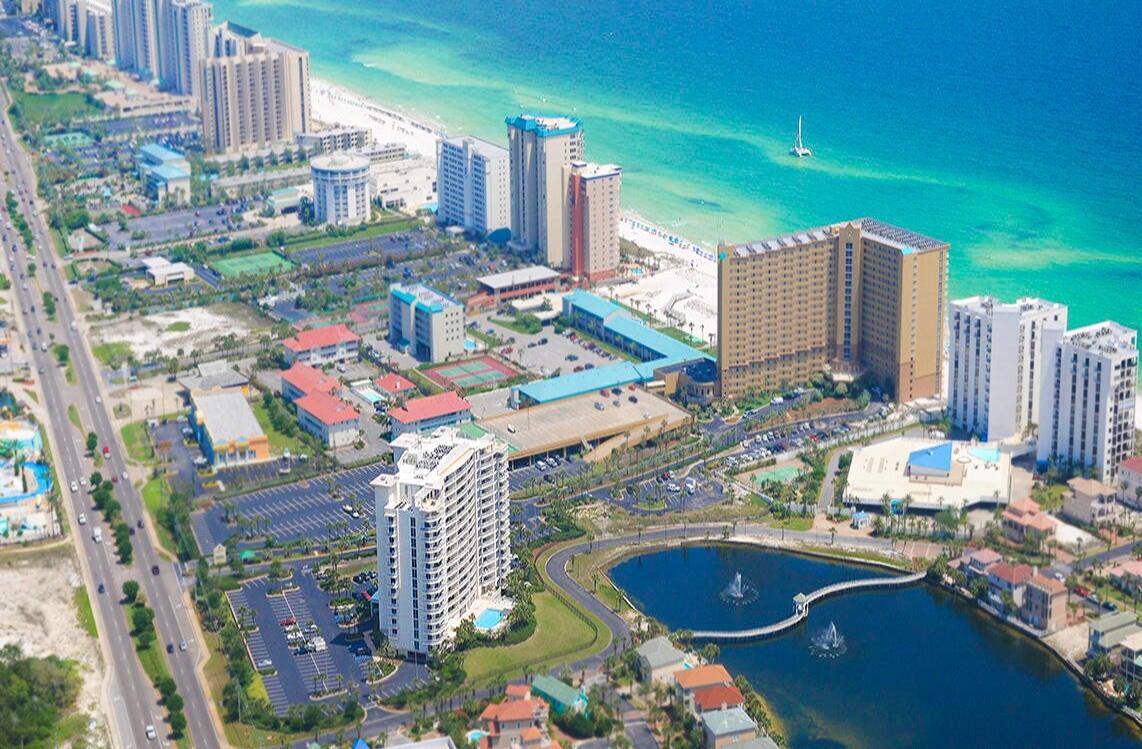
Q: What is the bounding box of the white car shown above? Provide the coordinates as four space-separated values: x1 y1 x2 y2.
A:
70 480 78 492
78 513 86 525
121 470 128 481
145 725 156 740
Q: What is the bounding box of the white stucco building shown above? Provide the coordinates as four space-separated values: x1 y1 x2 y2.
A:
1037 321 1137 481
373 427 511 656
437 136 509 237
506 114 584 265
949 296 1067 441
311 152 372 226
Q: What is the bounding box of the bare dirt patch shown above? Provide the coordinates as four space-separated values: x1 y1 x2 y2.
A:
91 303 271 359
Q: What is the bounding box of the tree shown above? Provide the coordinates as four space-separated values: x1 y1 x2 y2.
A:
122 580 139 603
90 471 103 488
169 710 187 737
131 605 155 635
969 576 989 601
86 431 98 453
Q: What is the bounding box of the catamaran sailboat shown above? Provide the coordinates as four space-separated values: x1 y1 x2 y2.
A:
790 115 812 157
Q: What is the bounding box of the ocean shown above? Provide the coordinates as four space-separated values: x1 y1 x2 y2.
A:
211 0 1142 332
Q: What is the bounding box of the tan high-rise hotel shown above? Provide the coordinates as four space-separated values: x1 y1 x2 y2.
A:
717 218 949 403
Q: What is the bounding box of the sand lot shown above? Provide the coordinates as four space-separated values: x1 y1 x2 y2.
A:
92 303 271 358
0 552 108 745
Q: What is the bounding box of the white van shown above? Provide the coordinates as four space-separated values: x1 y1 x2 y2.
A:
92 527 102 543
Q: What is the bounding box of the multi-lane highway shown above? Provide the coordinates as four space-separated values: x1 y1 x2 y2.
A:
0 91 221 748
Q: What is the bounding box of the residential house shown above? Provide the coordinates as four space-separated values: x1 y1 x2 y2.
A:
1064 477 1122 526
700 706 758 749
1088 611 1142 657
960 548 1002 583
1022 574 1068 632
674 664 734 712
479 697 550 737
692 685 745 715
636 636 688 684
530 674 587 715
1118 456 1142 509
987 562 1033 610
1109 560 1142 597
375 372 417 401
1118 632 1142 683
1001 498 1057 548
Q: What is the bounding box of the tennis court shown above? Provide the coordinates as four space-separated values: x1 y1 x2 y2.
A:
213 252 296 278
750 464 804 486
424 356 520 391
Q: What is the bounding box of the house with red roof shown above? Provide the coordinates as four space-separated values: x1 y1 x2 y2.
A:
1118 456 1142 508
1022 573 1068 632
692 684 745 714
986 562 1033 610
282 323 360 366
375 372 417 400
296 391 360 448
280 362 341 402
1001 498 1056 547
478 695 555 749
388 391 472 438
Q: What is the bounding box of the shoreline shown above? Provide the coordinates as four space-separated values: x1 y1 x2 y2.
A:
591 536 1142 739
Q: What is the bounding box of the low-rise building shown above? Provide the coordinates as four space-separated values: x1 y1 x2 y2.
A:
296 126 372 155
478 692 553 749
282 324 360 366
178 360 249 394
1118 456 1142 509
142 256 195 286
1022 574 1068 632
530 674 586 715
636 636 688 683
371 155 437 213
189 389 270 466
1064 476 1122 526
295 391 360 448
1118 632 1142 683
1109 560 1142 597
137 143 191 203
674 664 734 713
472 266 561 310
279 362 340 402
374 372 417 401
700 706 758 749
693 684 746 714
1001 498 1057 548
1088 611 1141 657
986 562 1033 610
961 548 1003 583
388 391 472 438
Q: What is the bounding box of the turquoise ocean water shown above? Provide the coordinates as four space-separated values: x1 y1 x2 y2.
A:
212 0 1142 332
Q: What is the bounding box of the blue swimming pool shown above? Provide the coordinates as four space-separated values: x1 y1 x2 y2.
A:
971 447 1001 463
357 387 384 405
474 608 503 631
467 730 489 743
464 338 477 351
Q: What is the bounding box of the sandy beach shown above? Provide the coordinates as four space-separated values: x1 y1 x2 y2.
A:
311 78 444 160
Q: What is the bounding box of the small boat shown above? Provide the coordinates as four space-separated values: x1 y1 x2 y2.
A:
790 115 812 157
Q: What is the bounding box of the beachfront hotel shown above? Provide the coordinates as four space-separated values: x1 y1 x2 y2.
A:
566 160 622 282
199 21 311 154
949 296 1067 442
717 218 949 403
373 427 511 656
112 0 162 80
159 0 213 99
437 135 510 238
388 283 465 363
506 114 584 265
1037 321 1137 482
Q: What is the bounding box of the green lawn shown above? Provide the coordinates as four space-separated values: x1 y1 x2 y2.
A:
67 404 82 431
121 421 155 463
166 321 191 332
491 316 542 335
251 400 306 456
74 586 98 638
142 475 178 558
769 515 815 532
92 341 132 368
468 327 504 348
463 591 597 685
281 217 416 252
9 89 100 128
657 326 707 348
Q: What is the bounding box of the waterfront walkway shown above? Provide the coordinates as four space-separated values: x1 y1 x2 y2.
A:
692 570 926 642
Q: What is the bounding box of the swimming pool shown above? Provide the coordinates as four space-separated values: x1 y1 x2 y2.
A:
474 608 504 631
463 338 477 351
971 447 1001 463
356 387 385 405
466 730 489 743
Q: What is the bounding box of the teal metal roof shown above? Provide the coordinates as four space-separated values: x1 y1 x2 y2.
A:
505 113 582 138
516 362 644 404
701 707 757 736
564 289 623 320
604 315 707 364
150 163 190 181
139 143 185 164
531 674 583 708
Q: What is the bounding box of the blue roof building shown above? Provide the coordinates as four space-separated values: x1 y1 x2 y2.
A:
137 143 190 204
907 441 954 477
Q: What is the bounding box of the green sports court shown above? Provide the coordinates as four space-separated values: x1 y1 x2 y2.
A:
212 252 296 278
424 356 520 391
750 464 804 486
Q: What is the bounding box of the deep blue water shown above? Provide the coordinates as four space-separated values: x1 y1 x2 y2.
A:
211 0 1142 333
611 545 1142 749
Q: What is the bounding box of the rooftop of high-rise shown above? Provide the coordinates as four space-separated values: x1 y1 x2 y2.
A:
1064 321 1138 356
724 217 947 258
372 427 501 511
569 160 621 178
953 295 1066 316
505 113 582 137
442 135 508 158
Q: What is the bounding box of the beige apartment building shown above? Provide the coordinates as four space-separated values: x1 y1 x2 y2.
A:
717 218 949 403
199 22 311 154
506 114 584 266
566 160 622 282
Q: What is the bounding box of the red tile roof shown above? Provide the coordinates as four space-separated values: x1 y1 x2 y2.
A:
296 391 360 425
375 372 416 395
692 684 745 712
1008 497 1041 515
280 363 340 396
505 684 532 699
988 562 1033 586
674 664 733 691
480 697 545 724
283 323 359 353
389 391 471 425
520 726 543 742
1119 456 1142 474
1027 574 1067 595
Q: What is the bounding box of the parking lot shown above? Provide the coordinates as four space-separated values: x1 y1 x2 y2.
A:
227 567 375 713
288 227 435 268
593 470 726 515
191 463 385 552
103 201 245 249
508 455 589 493
476 317 618 378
